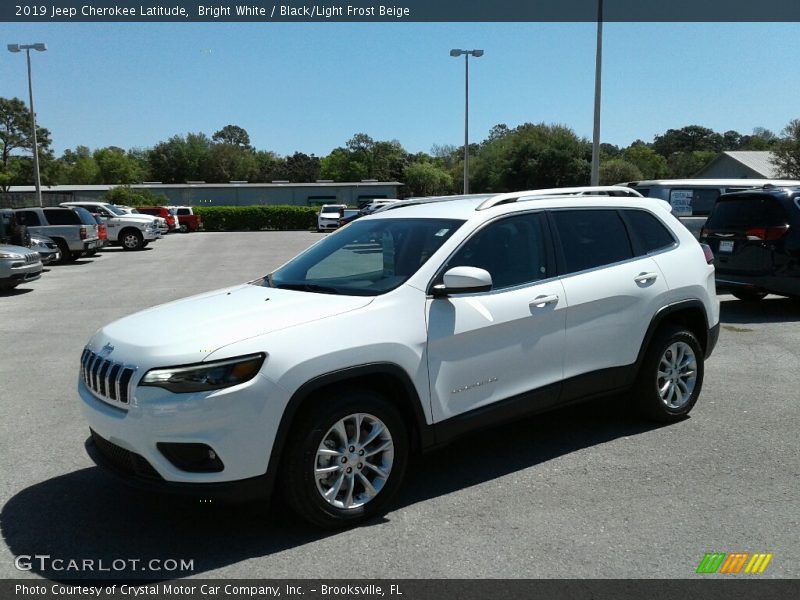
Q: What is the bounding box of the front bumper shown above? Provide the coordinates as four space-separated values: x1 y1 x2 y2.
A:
85 431 269 502
78 371 285 489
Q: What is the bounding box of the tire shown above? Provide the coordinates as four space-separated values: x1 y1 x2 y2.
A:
54 239 75 263
120 229 143 251
281 389 409 529
631 325 704 423
731 290 768 302
179 223 189 233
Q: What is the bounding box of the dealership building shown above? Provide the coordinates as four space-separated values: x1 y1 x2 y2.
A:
2 181 402 208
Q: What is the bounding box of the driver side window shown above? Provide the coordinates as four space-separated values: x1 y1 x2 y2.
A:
444 213 549 290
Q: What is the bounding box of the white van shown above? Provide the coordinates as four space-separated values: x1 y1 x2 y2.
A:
620 179 800 237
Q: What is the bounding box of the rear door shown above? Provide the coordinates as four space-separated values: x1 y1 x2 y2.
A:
703 195 789 276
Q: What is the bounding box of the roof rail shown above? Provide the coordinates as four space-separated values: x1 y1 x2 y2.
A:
377 193 494 213
476 186 643 210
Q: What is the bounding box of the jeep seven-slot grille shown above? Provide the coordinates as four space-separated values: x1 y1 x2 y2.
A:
81 348 136 406
25 254 39 264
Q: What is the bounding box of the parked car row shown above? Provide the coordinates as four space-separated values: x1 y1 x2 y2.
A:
1 202 203 294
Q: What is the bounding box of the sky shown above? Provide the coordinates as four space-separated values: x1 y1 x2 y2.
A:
2 22 799 157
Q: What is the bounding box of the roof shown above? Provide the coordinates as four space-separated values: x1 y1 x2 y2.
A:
623 177 800 187
8 181 401 192
717 151 780 178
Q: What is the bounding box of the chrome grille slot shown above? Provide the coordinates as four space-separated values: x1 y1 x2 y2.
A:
80 348 136 408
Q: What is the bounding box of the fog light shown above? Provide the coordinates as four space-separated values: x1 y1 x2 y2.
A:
157 442 224 473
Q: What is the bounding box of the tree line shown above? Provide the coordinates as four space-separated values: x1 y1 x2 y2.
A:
2 95 800 198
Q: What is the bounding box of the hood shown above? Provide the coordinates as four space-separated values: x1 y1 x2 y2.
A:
88 283 374 367
0 244 38 256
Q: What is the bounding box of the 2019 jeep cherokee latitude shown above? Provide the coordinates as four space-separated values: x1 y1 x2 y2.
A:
79 191 720 528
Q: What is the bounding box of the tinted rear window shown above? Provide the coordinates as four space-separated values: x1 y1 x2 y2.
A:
551 210 634 274
72 206 98 225
706 196 788 229
137 208 159 215
177 208 190 215
622 210 675 254
43 208 81 225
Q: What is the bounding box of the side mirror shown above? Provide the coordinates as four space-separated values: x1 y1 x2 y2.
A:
432 266 492 297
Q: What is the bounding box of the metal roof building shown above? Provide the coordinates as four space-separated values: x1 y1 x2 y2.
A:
3 181 402 208
694 151 781 179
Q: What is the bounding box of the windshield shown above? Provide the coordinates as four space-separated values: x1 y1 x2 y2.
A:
262 218 463 296
321 207 343 215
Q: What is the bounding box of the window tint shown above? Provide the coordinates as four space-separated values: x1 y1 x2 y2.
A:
706 195 788 229
443 213 549 290
15 210 41 226
551 210 633 274
634 187 651 197
177 208 190 216
43 208 81 225
623 210 675 254
71 206 98 225
137 208 159 216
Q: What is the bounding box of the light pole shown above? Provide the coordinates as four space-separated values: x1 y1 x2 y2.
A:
450 48 483 194
590 0 603 186
7 42 47 208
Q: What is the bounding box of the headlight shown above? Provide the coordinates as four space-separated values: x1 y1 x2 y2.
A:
140 353 265 393
0 252 24 259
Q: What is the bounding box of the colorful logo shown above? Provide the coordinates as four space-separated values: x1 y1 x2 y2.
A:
696 552 773 574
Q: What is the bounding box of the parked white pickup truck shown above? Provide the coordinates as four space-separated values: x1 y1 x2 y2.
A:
62 202 160 251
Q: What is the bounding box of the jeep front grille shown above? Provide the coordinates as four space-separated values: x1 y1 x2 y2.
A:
81 348 136 407
25 253 39 264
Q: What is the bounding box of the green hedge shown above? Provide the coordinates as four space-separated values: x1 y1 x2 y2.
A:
193 205 319 231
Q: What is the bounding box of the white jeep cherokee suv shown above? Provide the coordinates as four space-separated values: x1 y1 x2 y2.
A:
78 190 720 528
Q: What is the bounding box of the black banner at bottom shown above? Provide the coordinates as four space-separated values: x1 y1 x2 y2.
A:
4 579 800 600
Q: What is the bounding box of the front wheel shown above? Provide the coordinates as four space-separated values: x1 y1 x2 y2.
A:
632 325 704 423
120 229 143 251
281 390 409 529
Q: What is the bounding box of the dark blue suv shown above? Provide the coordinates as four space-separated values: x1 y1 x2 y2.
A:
700 186 800 300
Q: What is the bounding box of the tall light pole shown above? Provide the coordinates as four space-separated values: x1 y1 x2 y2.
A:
590 0 603 186
450 48 483 194
7 42 47 208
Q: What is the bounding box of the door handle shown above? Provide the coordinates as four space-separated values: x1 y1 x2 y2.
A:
634 272 658 284
530 294 559 308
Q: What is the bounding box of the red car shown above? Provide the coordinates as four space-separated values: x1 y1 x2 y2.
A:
137 206 179 232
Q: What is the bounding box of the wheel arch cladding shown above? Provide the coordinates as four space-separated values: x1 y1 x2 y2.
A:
264 363 432 496
638 300 709 367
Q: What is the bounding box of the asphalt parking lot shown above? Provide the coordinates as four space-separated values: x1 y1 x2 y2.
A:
1 231 798 579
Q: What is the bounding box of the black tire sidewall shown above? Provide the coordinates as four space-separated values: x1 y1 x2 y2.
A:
283 390 409 528
121 230 142 250
636 326 704 422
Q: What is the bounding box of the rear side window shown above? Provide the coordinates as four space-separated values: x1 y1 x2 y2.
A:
15 210 41 226
43 208 81 225
138 208 158 216
706 196 788 229
622 210 675 255
669 188 720 217
551 210 633 274
177 208 190 216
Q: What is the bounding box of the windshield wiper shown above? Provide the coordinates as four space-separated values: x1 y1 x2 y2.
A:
274 282 341 295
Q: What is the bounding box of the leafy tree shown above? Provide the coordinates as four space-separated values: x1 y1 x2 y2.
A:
201 143 259 183
93 146 146 184
53 145 100 184
254 150 282 182
0 97 52 192
739 127 778 150
666 150 718 178
652 125 723 157
102 185 168 207
599 159 642 185
404 162 453 197
320 148 368 181
212 124 252 150
470 123 591 192
621 144 668 180
771 119 800 178
148 133 211 183
271 152 321 182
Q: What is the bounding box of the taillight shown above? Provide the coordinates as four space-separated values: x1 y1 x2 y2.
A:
700 243 714 265
745 225 789 241
79 226 87 240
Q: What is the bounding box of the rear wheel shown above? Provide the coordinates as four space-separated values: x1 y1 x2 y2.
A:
120 229 143 251
281 389 409 529
731 290 768 302
632 325 704 423
179 223 189 233
54 239 75 263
